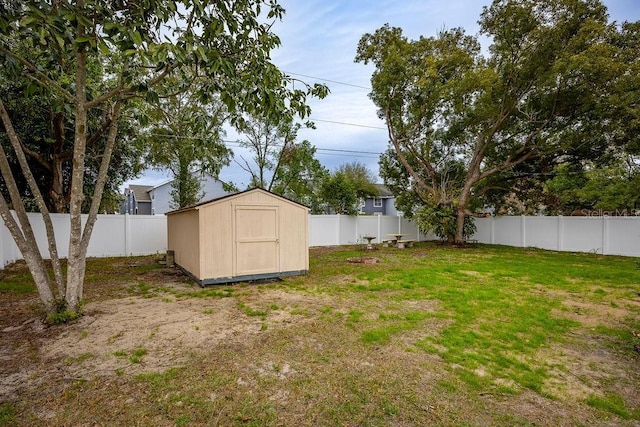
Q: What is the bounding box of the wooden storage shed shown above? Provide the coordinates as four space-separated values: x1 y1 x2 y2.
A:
166 188 309 286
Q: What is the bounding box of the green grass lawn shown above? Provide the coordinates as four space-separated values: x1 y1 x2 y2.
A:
1 243 639 426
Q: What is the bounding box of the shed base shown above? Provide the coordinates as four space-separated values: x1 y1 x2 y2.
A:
200 270 308 287
174 264 308 287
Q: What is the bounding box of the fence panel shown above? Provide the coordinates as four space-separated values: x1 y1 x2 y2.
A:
308 215 340 246
474 218 492 243
471 215 640 257
492 216 523 247
3 213 639 269
524 216 560 250
86 214 126 257
562 217 605 254
380 216 400 241
1 213 167 268
356 216 379 243
338 215 358 245
607 217 640 256
129 215 167 255
399 218 420 240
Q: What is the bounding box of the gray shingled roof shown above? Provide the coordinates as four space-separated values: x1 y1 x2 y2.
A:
128 185 153 202
374 184 393 198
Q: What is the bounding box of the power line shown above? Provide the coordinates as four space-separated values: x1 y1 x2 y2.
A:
310 118 386 130
227 140 382 156
146 134 384 157
284 71 371 90
314 147 381 155
315 152 379 159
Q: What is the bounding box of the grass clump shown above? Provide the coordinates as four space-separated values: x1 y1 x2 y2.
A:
46 306 83 325
129 348 148 364
63 352 94 366
0 403 17 425
586 393 632 419
0 275 36 293
113 348 148 364
237 301 268 318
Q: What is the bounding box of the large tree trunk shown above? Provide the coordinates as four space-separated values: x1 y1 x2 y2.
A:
0 100 64 312
50 112 69 213
455 185 474 244
49 154 67 213
455 207 466 244
65 23 89 313
0 191 56 313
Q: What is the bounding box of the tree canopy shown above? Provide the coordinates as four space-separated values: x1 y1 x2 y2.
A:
140 84 230 210
357 0 639 242
335 161 379 200
319 162 378 215
234 115 328 210
0 0 327 318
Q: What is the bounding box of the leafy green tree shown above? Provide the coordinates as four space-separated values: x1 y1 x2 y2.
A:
414 204 476 243
545 159 640 214
235 115 328 209
335 161 379 200
317 162 378 215
320 172 358 215
0 0 327 318
0 37 144 213
357 0 638 243
142 88 230 209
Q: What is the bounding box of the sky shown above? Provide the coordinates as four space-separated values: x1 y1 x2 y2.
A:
123 0 640 190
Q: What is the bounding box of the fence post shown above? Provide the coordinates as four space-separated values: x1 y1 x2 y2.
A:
335 214 341 245
602 216 609 255
124 213 130 256
490 216 495 244
521 215 526 247
558 215 563 251
377 214 381 243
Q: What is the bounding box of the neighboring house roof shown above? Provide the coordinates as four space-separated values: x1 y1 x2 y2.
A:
148 178 175 191
128 185 154 202
372 184 394 198
166 187 309 215
130 172 222 195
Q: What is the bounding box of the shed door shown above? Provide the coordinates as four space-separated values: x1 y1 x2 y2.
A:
234 205 279 276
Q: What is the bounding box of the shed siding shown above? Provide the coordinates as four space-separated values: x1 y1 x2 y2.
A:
233 191 273 204
200 201 233 280
167 209 200 278
278 201 308 272
168 188 309 284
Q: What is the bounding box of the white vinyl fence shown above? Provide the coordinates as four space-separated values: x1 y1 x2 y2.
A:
0 212 167 268
1 213 639 269
308 214 428 246
473 215 640 257
0 212 427 269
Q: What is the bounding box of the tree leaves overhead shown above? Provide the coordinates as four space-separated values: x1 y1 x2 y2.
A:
0 0 327 317
0 0 327 120
356 0 639 242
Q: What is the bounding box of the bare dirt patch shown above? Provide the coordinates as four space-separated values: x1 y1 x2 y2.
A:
553 298 636 328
